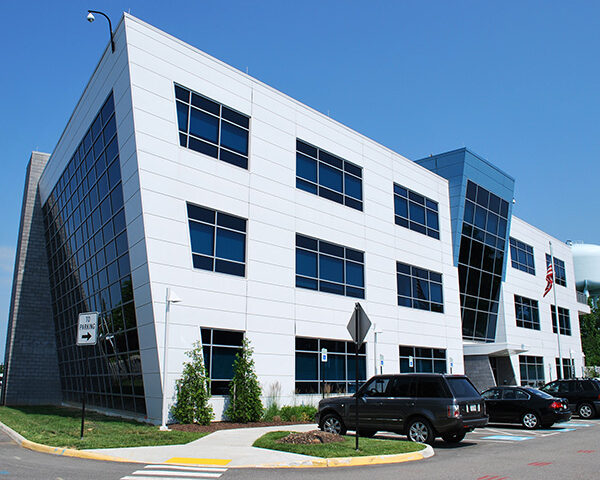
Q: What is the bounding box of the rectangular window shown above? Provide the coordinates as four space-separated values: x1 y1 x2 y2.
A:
174 84 250 169
296 139 363 211
295 337 366 394
555 357 575 379
399 345 446 374
546 254 566 287
295 233 365 298
519 355 545 386
551 305 571 336
187 203 247 277
393 184 440 240
509 238 535 275
514 295 540 330
396 262 444 313
201 328 243 395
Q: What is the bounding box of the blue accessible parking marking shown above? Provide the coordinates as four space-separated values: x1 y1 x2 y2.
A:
549 428 575 432
560 423 591 427
482 435 534 441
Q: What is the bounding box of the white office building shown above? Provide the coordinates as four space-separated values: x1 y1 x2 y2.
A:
2 14 588 423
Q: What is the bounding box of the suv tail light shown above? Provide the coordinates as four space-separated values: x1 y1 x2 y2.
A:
448 404 461 418
549 401 562 410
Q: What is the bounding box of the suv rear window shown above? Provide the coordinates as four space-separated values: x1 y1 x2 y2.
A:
446 377 480 398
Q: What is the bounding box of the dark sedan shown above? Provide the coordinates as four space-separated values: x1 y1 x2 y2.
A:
481 386 571 429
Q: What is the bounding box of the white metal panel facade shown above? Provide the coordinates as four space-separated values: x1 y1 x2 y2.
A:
503 216 587 384
123 15 462 421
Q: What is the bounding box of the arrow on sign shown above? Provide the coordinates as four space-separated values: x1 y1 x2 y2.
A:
82 333 92 341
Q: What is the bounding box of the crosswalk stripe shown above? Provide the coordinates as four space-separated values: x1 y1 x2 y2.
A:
144 465 227 472
121 477 221 480
127 471 222 478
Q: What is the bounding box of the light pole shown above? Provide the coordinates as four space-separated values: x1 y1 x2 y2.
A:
373 325 383 376
86 10 116 53
160 287 181 431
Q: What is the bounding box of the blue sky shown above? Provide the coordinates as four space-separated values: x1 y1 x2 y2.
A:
1 1 599 359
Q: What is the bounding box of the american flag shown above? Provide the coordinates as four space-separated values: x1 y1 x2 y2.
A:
543 261 554 297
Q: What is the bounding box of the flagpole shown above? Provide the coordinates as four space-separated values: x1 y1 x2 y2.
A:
549 241 563 380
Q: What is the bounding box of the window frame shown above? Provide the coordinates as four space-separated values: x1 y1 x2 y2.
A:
295 233 365 299
186 202 248 278
514 294 540 330
201 327 244 395
546 254 567 287
396 261 444 313
519 355 545 387
399 345 447 373
294 336 367 394
509 237 535 275
174 83 250 169
393 183 440 240
550 305 571 336
296 139 363 211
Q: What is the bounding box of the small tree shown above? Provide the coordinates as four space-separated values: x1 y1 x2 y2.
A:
225 338 263 423
172 341 214 425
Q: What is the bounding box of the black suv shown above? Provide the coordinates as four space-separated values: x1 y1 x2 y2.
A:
316 374 488 444
540 378 600 419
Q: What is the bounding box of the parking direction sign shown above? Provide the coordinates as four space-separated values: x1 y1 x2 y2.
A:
77 312 98 346
321 348 328 362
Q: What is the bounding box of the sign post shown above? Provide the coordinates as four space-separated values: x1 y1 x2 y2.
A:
77 312 98 439
321 348 328 399
346 302 371 451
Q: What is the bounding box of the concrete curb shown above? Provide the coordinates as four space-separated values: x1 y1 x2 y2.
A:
0 419 434 468
234 444 435 468
0 420 142 464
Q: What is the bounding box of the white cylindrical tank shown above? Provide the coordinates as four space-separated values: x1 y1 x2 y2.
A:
571 243 600 296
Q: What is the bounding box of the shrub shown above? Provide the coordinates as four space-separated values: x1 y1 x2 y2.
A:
225 338 263 423
172 341 214 425
279 405 317 422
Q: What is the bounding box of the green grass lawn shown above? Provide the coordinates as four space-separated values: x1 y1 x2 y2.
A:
253 431 424 458
0 406 208 450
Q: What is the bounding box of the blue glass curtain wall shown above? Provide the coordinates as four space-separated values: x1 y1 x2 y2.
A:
459 180 510 342
42 93 145 414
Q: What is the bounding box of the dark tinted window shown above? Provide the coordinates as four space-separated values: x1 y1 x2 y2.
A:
415 378 447 398
503 389 516 400
389 376 413 397
296 139 363 211
174 84 249 169
363 377 391 397
481 389 501 399
446 377 480 398
525 387 553 399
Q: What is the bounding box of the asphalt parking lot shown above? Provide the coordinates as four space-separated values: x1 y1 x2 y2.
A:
371 417 598 447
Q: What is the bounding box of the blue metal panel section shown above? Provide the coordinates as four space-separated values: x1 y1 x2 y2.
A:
415 148 515 279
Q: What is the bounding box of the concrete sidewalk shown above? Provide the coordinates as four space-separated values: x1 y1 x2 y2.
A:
88 424 321 467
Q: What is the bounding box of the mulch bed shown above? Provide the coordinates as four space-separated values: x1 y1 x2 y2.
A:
170 420 313 433
276 430 344 445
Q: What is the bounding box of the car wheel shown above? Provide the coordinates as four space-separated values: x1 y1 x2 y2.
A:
521 412 540 429
321 413 346 435
578 403 594 419
407 418 435 445
441 430 466 443
358 429 377 438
